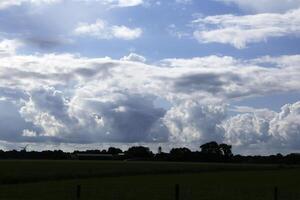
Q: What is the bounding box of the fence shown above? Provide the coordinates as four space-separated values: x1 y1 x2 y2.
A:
0 183 299 200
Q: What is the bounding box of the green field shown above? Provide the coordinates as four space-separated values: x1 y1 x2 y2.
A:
0 160 299 200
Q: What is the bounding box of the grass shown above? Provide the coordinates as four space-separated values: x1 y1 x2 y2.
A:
0 160 299 199
0 160 292 184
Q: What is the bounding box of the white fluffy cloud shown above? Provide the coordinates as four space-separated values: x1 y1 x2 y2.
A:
74 19 142 40
164 101 226 144
1 40 300 153
121 53 146 62
193 8 300 48
224 102 300 153
216 0 300 13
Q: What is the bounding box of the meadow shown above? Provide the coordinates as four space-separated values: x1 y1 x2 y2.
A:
0 160 299 200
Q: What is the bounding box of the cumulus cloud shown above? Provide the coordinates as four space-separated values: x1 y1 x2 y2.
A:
20 86 72 137
1 42 300 152
74 19 142 40
69 92 169 143
216 0 300 13
121 53 146 62
0 100 36 142
270 102 300 148
192 8 300 48
224 109 275 146
164 101 226 144
224 102 300 153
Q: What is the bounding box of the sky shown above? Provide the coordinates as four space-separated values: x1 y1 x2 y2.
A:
0 0 300 154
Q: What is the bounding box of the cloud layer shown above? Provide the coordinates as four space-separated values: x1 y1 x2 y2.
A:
0 0 60 9
0 41 300 153
192 8 300 48
0 0 144 9
216 0 300 13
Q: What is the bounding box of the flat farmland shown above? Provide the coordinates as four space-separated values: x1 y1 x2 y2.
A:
0 160 299 200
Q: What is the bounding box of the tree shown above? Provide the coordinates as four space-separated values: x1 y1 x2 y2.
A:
126 146 153 158
219 143 233 157
170 147 192 161
107 147 122 155
200 141 221 155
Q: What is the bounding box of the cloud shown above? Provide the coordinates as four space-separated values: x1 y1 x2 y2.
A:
23 37 73 50
74 19 142 40
112 26 143 40
161 55 300 101
164 101 226 144
18 86 169 143
172 72 239 94
167 24 190 39
270 102 300 148
216 0 300 13
91 0 143 7
0 0 61 9
116 0 143 7
0 100 38 143
1 43 300 152
192 8 300 48
224 110 275 146
224 102 300 153
0 39 24 57
175 0 192 4
121 53 146 62
68 92 169 143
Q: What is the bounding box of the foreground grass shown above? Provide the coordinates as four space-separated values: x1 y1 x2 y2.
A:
0 160 291 184
0 160 299 199
0 169 300 200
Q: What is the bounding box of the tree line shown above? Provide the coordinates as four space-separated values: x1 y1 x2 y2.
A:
0 141 300 164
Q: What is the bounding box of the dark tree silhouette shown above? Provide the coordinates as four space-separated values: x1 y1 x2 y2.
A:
1 142 300 164
219 143 233 157
125 146 153 158
170 147 192 161
107 147 122 155
200 141 222 155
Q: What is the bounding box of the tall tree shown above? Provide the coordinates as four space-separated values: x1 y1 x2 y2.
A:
126 146 153 158
200 141 221 155
107 147 122 155
219 143 233 157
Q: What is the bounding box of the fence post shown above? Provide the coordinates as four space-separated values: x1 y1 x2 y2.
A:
76 185 81 200
175 184 179 200
274 186 278 200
